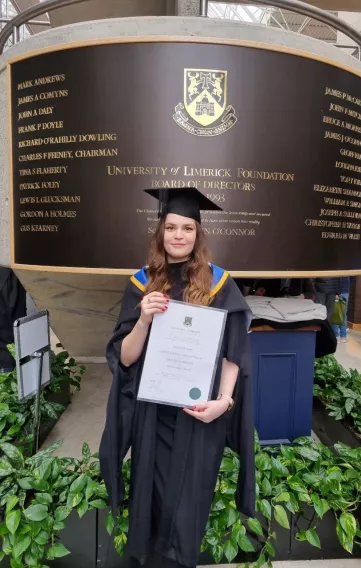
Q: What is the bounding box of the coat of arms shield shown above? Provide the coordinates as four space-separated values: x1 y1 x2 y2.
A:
184 69 227 127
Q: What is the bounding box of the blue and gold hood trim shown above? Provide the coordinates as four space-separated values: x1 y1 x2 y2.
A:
130 264 229 298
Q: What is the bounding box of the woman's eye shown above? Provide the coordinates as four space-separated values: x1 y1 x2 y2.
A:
166 226 174 231
185 227 194 232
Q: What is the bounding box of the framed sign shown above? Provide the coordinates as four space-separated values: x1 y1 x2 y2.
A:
8 38 361 275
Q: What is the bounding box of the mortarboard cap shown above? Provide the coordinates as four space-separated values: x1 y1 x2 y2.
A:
144 187 223 224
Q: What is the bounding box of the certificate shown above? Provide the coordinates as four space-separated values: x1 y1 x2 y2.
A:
137 300 227 408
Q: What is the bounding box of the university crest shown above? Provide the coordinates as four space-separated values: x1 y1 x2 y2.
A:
173 68 237 137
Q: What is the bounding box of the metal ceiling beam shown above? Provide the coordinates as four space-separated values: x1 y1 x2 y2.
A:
214 0 361 11
241 0 361 45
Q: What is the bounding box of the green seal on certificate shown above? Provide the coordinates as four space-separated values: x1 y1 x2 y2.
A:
189 388 201 400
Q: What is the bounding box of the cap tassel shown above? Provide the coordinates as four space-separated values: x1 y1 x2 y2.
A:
159 189 168 219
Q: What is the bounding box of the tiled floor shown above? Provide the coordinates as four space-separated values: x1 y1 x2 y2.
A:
42 361 109 458
335 330 361 372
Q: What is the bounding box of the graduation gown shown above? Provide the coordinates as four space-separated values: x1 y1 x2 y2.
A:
99 263 255 567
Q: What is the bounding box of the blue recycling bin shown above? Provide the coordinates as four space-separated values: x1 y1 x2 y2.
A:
250 327 318 445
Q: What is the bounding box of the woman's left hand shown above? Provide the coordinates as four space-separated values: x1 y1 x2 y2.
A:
183 399 229 423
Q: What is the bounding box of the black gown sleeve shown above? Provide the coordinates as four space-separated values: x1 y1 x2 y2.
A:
223 311 247 368
100 280 144 513
225 310 256 518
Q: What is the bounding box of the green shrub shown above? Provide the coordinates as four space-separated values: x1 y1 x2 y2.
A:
0 346 85 450
113 435 361 566
314 355 361 435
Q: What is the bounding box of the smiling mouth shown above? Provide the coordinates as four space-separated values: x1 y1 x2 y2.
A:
172 243 186 247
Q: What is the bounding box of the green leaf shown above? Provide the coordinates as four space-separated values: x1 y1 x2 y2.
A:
255 453 271 471
311 494 329 519
67 492 82 508
211 544 223 564
47 542 70 559
34 530 49 546
224 539 238 563
297 447 320 462
82 443 91 463
0 459 14 477
340 512 357 541
212 495 226 511
345 398 355 414
6 510 21 535
321 499 330 517
89 499 107 509
24 504 48 522
55 506 71 522
231 522 245 545
306 528 321 548
265 540 276 557
247 517 263 536
220 479 236 496
303 473 322 485
106 510 115 536
6 496 19 514
7 424 21 437
0 443 23 468
271 457 289 476
0 521 9 536
77 499 89 519
69 473 87 495
205 528 220 547
336 520 353 554
226 506 238 527
296 530 307 542
256 552 266 568
13 534 31 558
53 521 65 531
274 505 290 529
275 492 290 503
261 477 272 496
220 457 236 472
24 551 38 566
29 479 49 492
35 493 52 505
260 499 272 520
26 441 63 467
239 535 255 553
18 478 33 490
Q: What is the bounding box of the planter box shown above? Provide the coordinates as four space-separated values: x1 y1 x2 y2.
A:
312 397 361 449
39 380 71 447
96 508 291 566
290 506 361 561
0 509 97 568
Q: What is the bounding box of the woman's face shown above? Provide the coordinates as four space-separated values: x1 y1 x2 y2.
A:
163 213 197 263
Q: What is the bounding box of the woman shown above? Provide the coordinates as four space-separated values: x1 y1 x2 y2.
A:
100 188 255 568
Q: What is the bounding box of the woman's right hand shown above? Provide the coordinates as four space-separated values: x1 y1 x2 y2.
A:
140 292 169 326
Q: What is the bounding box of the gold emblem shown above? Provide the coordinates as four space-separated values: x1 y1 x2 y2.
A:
173 68 237 137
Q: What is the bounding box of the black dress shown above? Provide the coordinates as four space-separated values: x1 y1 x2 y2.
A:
136 262 188 567
100 262 255 568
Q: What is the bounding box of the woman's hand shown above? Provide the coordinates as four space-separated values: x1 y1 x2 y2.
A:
140 292 169 326
183 399 229 423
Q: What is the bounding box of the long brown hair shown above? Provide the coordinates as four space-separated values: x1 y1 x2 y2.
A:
145 218 213 305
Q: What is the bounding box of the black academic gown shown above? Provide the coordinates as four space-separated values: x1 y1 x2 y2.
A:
99 263 255 567
0 268 26 370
